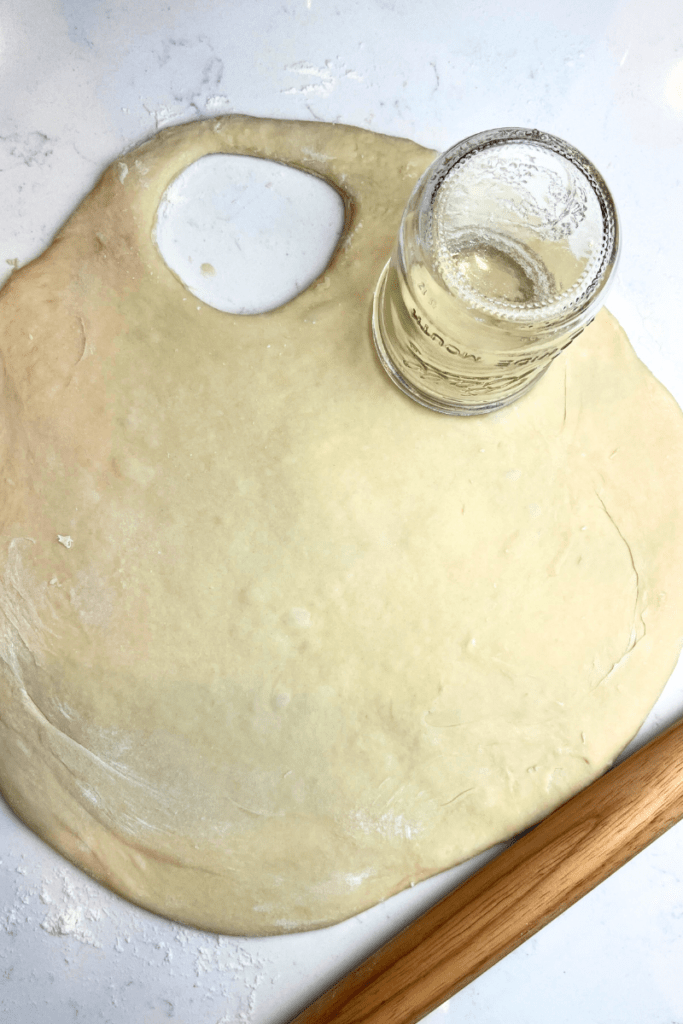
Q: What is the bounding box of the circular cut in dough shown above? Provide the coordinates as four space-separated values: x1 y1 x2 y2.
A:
0 116 682 936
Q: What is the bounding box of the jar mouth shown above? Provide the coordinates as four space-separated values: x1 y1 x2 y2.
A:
418 128 619 329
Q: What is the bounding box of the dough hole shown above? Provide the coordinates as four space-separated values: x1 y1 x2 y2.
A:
154 154 345 314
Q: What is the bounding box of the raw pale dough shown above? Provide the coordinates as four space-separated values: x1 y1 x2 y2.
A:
1 116 683 936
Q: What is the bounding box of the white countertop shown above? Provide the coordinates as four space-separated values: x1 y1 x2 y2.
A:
2 1 683 1021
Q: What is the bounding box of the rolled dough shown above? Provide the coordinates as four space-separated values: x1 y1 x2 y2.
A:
0 116 682 936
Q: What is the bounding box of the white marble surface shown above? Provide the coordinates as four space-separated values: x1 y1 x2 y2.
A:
2 0 683 1021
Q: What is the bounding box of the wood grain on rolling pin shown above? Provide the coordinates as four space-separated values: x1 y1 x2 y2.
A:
288 717 683 1024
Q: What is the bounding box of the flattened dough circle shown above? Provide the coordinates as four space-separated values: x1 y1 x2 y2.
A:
0 116 682 935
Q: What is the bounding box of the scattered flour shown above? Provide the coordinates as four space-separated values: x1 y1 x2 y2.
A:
0 843 273 1022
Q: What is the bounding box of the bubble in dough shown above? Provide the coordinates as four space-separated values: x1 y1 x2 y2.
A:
0 115 682 936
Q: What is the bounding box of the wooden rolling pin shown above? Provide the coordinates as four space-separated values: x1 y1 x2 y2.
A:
288 716 683 1024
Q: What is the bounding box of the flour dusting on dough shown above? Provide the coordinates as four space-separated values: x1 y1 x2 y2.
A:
350 809 424 840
